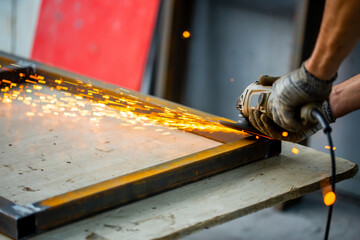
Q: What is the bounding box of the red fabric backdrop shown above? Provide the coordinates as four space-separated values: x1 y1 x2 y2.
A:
32 0 159 91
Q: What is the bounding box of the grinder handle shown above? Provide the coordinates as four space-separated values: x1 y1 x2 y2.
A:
300 103 320 126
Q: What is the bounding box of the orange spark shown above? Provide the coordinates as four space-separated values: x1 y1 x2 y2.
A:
182 31 191 39
25 79 36 84
2 79 11 84
292 147 299 154
0 76 248 137
325 146 336 150
323 191 336 206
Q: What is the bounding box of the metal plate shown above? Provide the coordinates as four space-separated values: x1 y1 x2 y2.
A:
0 52 281 239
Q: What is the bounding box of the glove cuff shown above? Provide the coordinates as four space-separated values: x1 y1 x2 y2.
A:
302 63 337 83
322 100 336 123
295 64 336 100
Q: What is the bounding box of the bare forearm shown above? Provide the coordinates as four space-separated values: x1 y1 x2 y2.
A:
305 0 360 80
329 74 360 118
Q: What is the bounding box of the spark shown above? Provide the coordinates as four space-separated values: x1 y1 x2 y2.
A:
25 79 36 84
323 191 336 206
182 30 191 38
325 146 336 150
0 76 248 138
291 147 299 154
2 98 12 104
2 79 11 84
320 178 336 206
177 107 188 112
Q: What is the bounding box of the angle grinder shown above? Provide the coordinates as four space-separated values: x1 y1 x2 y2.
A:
220 81 321 136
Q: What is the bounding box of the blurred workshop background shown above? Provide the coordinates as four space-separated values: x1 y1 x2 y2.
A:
0 0 359 239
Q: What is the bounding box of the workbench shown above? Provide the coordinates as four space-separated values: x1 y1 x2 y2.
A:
0 53 357 239
0 142 355 240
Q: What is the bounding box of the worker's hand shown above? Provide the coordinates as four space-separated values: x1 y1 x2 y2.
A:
248 73 336 142
249 108 321 142
266 64 335 132
249 101 335 142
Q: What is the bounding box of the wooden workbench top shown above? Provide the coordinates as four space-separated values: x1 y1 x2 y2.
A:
0 142 357 240
0 142 358 240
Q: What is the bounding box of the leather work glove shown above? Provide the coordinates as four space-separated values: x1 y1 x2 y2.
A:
266 64 336 132
249 108 321 142
248 74 336 142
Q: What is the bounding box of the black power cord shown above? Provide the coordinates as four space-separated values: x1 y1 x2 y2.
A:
311 108 336 240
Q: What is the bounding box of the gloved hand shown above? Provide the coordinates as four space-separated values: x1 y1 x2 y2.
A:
248 73 336 142
249 108 321 142
266 64 336 132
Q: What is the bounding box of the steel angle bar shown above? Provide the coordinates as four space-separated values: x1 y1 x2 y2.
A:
31 139 280 232
0 197 37 239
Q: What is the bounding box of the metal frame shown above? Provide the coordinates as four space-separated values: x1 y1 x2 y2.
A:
0 52 281 239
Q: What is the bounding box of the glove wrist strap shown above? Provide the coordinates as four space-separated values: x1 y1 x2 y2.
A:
322 100 336 123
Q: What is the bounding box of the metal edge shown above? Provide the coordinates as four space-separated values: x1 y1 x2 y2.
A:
30 138 279 233
0 197 38 239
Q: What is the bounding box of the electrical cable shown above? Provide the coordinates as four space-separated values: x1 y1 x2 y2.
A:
311 108 336 240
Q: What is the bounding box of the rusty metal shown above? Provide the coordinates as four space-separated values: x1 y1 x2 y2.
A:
0 51 281 239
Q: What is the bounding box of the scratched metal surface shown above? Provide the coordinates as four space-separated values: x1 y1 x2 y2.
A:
0 85 224 205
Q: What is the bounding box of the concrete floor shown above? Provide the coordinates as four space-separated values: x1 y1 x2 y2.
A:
184 191 360 240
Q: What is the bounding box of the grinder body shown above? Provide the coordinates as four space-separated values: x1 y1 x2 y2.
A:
236 81 319 128
236 81 272 118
